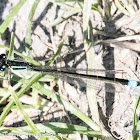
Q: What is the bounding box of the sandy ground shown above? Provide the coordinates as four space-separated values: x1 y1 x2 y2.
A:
0 0 140 139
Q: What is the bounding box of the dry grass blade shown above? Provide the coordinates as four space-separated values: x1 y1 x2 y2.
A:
94 34 140 51
114 0 130 16
95 34 140 44
107 41 140 52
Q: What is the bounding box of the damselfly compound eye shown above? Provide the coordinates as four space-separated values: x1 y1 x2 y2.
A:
0 65 6 71
2 65 6 69
0 54 7 71
3 55 6 59
0 54 6 59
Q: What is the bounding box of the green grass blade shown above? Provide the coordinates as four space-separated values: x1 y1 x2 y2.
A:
83 0 91 38
7 32 14 60
46 35 67 66
51 8 82 27
0 122 102 138
83 0 99 126
3 32 15 88
136 120 140 130
0 73 42 126
25 0 41 57
133 95 140 126
52 0 98 5
83 1 115 139
130 94 140 139
8 86 46 140
83 0 100 131
0 44 40 65
54 0 83 2
0 0 27 36
86 31 99 124
0 82 22 105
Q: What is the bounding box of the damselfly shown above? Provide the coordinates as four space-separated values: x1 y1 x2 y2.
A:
0 54 138 92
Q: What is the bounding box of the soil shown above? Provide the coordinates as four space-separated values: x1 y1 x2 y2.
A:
0 0 140 140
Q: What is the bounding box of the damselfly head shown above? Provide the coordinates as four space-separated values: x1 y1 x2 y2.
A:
0 54 6 59
0 54 7 71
